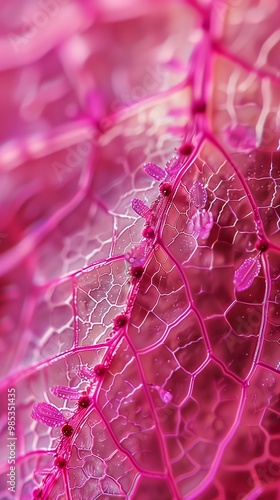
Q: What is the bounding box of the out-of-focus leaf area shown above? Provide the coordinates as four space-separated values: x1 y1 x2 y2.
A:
0 0 280 499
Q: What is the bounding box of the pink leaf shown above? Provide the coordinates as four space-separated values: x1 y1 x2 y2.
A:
3 1 280 498
234 257 261 292
143 162 166 181
31 403 64 428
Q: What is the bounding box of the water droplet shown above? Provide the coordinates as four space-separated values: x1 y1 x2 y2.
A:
234 257 261 292
189 181 207 209
260 372 275 392
143 162 166 181
31 402 64 428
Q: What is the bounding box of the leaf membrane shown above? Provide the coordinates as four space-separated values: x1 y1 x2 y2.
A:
1 1 280 499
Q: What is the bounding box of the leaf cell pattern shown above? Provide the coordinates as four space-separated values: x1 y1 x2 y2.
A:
0 1 280 500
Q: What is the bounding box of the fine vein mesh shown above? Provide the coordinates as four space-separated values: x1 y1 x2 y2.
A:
0 1 280 500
